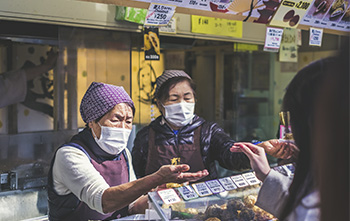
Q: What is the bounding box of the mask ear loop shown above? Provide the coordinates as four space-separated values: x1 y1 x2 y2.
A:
91 122 102 140
159 101 166 116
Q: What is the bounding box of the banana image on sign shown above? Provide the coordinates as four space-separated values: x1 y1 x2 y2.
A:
144 27 160 60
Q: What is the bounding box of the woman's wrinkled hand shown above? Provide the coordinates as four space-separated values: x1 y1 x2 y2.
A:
155 164 208 184
230 142 270 182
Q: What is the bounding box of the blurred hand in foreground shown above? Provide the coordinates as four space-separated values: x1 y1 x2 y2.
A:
231 139 299 160
230 142 270 181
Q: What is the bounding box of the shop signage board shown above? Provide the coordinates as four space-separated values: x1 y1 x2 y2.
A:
300 0 350 32
83 0 349 34
191 15 243 38
132 0 273 20
269 0 313 28
144 26 160 60
309 27 323 46
135 0 234 13
264 26 284 52
145 3 176 26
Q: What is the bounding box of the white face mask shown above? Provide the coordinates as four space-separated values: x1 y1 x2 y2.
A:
92 123 131 155
163 102 195 128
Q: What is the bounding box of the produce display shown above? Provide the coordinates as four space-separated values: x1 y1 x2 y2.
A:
149 166 294 220
163 194 276 221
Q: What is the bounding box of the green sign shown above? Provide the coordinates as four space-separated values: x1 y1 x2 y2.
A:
115 6 147 25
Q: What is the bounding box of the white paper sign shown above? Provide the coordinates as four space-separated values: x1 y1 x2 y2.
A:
309 27 323 46
192 182 213 197
231 174 249 188
205 180 225 194
145 3 176 26
242 172 261 186
159 17 177 33
218 177 237 191
264 27 284 52
177 185 198 200
157 188 182 204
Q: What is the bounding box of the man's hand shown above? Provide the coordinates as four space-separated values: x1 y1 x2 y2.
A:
155 164 208 184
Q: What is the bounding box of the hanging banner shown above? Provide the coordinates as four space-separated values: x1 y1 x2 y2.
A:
309 27 323 46
191 15 243 38
269 0 313 28
145 3 176 26
279 28 298 62
300 0 350 32
144 26 160 60
133 0 271 20
264 27 284 52
253 0 282 24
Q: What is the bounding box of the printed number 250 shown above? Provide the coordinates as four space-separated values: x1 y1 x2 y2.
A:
155 13 167 19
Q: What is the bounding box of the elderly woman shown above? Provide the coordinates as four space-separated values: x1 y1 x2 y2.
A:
47 82 208 221
132 70 253 181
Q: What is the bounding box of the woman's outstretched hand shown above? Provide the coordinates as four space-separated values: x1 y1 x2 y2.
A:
231 142 270 182
155 164 209 184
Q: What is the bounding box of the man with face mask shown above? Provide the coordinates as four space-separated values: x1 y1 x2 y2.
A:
47 82 208 221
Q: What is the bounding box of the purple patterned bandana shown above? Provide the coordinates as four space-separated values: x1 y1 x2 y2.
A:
80 82 135 123
155 70 191 96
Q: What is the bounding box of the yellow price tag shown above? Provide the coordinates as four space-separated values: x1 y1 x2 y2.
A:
191 15 243 38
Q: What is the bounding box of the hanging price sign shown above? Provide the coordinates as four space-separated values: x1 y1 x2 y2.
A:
145 3 176 26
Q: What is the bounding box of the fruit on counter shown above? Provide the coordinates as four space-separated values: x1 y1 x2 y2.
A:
240 208 256 221
167 194 277 221
227 199 245 215
243 195 257 208
166 182 183 188
205 204 224 219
